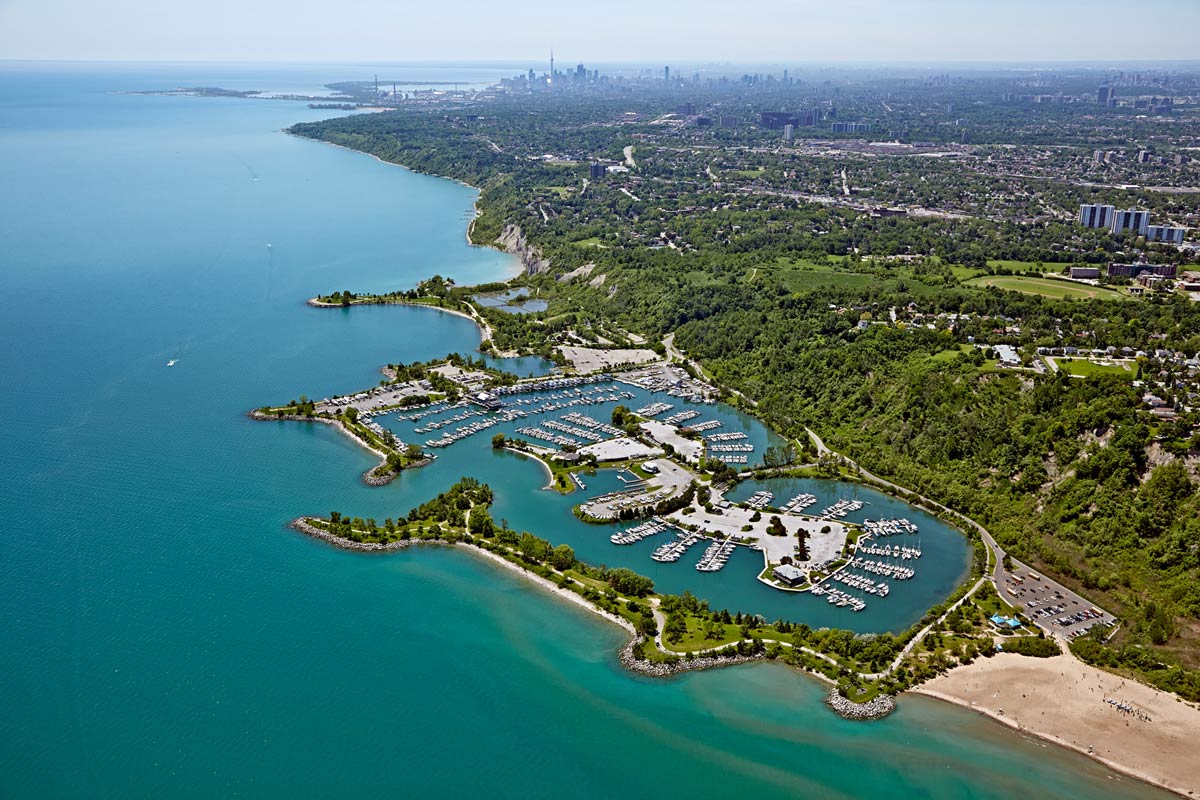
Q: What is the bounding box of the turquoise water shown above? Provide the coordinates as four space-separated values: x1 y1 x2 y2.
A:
473 287 550 313
0 63 1170 798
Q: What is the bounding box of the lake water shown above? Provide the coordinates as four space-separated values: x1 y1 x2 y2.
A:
0 62 1171 798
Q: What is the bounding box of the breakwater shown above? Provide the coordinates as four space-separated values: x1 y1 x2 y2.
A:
825 688 896 720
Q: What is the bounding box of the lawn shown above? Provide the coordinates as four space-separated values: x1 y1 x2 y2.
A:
1055 358 1134 378
965 274 1130 301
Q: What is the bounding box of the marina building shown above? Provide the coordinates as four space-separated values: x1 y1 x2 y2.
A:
774 564 806 587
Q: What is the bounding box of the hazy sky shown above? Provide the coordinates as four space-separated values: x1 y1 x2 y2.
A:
2 0 1198 63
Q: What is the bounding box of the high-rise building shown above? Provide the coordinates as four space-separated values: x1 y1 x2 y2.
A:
1097 86 1113 105
760 112 797 130
831 121 871 134
588 163 607 180
1110 209 1151 237
783 124 794 141
664 66 670 82
1079 203 1115 229
1146 225 1187 244
796 108 821 126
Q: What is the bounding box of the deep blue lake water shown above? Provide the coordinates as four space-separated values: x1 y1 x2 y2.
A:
0 62 1170 798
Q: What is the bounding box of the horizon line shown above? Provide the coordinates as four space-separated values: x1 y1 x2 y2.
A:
5 56 1200 68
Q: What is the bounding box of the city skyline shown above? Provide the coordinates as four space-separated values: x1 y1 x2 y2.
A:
2 0 1199 64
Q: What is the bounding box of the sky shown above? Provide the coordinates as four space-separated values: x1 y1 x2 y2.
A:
1 0 1198 64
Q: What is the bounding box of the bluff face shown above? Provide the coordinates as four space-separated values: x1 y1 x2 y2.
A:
496 224 550 275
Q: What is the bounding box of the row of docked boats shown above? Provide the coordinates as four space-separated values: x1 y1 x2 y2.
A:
542 419 602 442
851 557 915 580
635 401 673 417
516 426 578 448
709 443 754 453
683 419 723 432
817 498 864 519
611 520 669 545
858 541 922 560
696 538 736 571
811 586 867 611
492 374 614 396
829 570 890 597
662 409 699 425
562 412 623 437
651 531 704 562
414 407 488 433
782 492 818 513
746 490 775 510
862 518 918 536
705 431 747 442
425 415 502 448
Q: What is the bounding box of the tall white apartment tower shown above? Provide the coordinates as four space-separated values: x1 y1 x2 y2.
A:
1079 203 1115 229
1110 209 1151 237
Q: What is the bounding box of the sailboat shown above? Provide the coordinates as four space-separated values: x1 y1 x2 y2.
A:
167 359 178 367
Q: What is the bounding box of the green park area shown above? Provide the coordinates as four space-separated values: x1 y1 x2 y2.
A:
965 274 1130 301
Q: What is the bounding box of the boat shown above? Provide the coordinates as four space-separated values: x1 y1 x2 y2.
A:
166 359 177 367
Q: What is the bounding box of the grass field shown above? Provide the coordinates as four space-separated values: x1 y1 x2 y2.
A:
966 274 1130 301
985 260 1074 272
1054 358 1134 378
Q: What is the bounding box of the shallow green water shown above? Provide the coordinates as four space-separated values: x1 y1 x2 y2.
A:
0 62 1171 798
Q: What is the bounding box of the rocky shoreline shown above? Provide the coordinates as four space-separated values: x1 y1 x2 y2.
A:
825 688 897 720
619 638 763 677
292 518 415 551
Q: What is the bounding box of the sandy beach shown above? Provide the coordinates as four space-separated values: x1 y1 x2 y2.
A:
913 650 1200 797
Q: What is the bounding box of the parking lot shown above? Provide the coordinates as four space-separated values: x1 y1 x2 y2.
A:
315 379 433 415
1001 563 1116 640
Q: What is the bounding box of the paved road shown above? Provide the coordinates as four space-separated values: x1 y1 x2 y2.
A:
663 333 757 408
